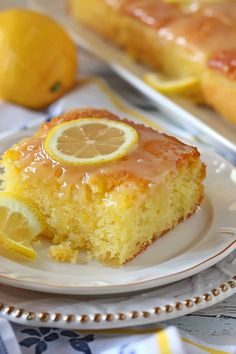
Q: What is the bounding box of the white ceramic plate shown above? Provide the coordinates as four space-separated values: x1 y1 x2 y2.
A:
30 0 236 159
0 252 235 329
0 81 236 296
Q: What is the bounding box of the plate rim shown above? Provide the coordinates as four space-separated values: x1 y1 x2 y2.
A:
0 261 235 329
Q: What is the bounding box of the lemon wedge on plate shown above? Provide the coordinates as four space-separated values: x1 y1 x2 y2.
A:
144 72 200 96
0 193 45 260
0 232 36 260
44 118 138 165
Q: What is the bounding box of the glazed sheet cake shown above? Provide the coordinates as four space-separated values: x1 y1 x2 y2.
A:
1 109 205 265
69 0 236 124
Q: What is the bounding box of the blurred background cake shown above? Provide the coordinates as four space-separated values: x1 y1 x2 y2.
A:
68 0 236 124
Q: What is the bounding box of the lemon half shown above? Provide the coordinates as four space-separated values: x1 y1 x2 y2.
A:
44 118 138 165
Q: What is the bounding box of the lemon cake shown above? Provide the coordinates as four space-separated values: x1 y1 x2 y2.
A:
1 108 205 265
69 0 236 124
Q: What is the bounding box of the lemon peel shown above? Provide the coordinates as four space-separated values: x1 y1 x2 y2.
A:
0 232 36 260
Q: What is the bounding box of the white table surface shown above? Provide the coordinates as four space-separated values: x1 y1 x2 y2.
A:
0 0 236 348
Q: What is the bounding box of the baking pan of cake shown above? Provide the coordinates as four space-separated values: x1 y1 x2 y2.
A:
30 0 236 159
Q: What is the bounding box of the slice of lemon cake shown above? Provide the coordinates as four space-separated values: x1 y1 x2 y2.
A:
1 108 205 265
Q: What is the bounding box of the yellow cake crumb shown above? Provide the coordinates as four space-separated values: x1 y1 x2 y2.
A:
49 241 78 264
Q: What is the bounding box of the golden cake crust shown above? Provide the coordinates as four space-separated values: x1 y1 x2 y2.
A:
36 108 202 190
208 50 236 80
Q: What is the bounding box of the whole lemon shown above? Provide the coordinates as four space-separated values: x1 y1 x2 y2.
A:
0 9 77 109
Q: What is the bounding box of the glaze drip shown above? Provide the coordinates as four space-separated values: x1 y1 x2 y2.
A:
9 117 197 188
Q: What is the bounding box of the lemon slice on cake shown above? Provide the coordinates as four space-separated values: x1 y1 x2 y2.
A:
144 72 199 96
44 118 138 165
0 193 45 260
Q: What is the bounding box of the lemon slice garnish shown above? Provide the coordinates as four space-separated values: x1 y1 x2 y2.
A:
44 118 138 165
0 193 46 260
0 232 36 260
144 72 199 96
